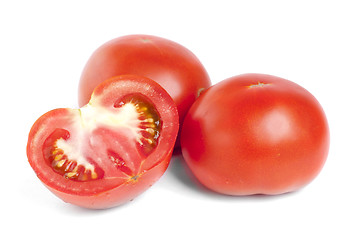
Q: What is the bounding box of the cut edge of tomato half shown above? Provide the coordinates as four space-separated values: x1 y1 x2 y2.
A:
27 75 179 205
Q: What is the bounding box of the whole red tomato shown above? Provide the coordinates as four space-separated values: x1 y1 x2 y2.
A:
27 75 179 209
78 35 211 148
181 73 330 195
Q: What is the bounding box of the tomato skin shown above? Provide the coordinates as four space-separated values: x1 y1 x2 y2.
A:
181 73 330 195
27 75 179 209
45 159 168 209
78 34 211 148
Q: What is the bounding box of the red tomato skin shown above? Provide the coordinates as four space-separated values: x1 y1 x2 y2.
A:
45 158 169 209
181 73 330 195
27 75 179 209
78 34 211 148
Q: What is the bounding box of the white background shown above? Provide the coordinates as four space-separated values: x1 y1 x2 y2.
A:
1 0 354 239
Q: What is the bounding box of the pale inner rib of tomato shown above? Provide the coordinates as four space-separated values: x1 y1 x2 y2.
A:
79 102 141 134
44 94 161 182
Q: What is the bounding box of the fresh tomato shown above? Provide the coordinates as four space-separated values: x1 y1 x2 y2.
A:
27 75 179 209
181 73 330 195
78 34 211 149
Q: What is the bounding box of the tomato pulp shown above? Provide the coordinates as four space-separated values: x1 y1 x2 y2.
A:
78 34 211 148
181 73 330 195
27 75 179 209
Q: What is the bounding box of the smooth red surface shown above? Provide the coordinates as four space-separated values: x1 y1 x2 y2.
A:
181 73 330 195
78 34 211 147
27 75 179 209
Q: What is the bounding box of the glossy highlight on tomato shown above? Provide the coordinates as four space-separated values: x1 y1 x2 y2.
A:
27 75 179 209
181 73 330 195
78 34 211 148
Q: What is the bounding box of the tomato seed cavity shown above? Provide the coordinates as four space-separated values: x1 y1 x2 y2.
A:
107 149 133 176
114 94 162 156
43 128 104 182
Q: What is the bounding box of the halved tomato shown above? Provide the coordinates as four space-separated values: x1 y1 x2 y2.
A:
27 75 179 209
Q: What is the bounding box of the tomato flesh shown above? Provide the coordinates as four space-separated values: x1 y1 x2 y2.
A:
27 75 178 209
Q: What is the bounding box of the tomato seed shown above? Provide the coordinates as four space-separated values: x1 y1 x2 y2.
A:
55 159 66 168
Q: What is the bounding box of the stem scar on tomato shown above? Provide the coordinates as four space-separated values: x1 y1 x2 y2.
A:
247 82 271 89
140 38 152 43
197 88 206 98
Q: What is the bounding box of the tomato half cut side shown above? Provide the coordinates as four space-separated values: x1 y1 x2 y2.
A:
27 75 179 209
